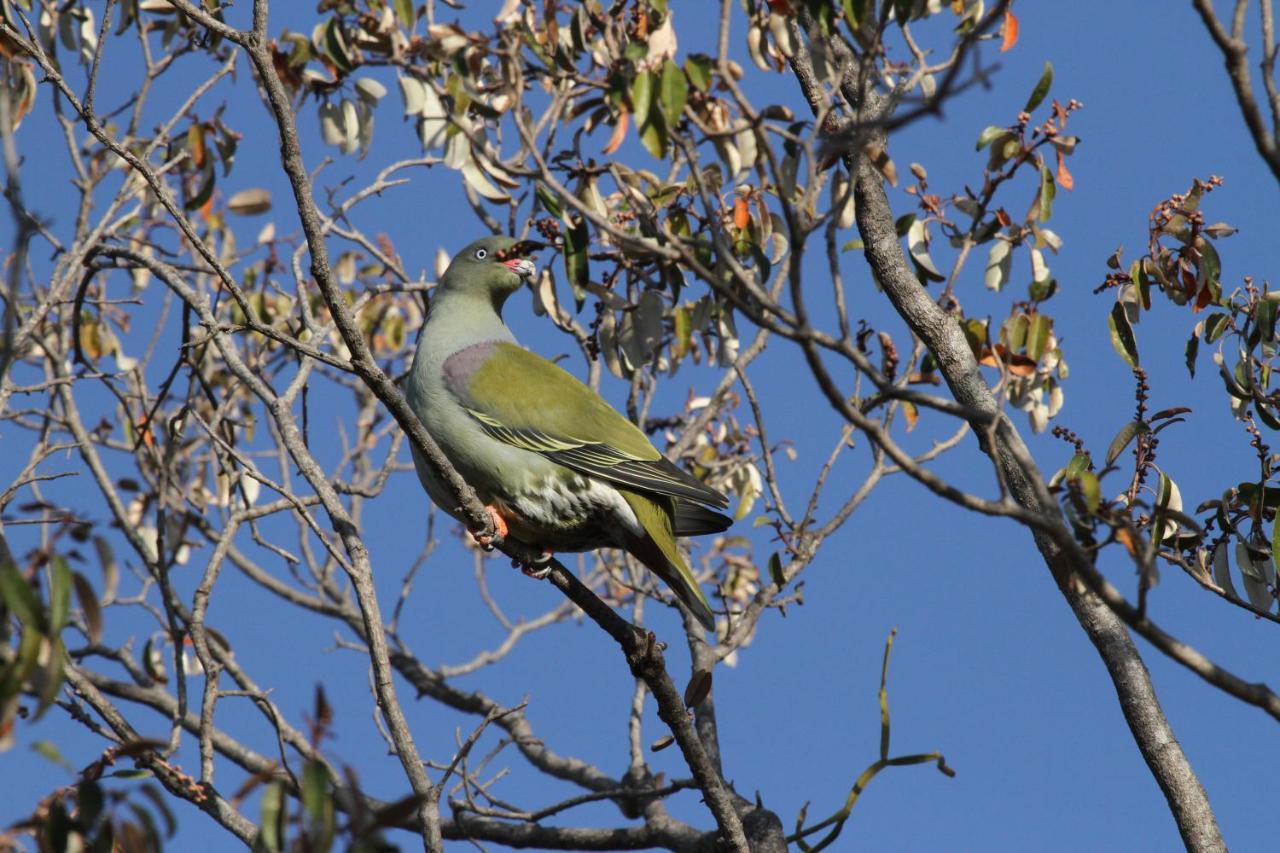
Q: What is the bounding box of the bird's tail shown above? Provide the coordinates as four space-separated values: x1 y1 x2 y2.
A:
673 500 734 536
619 491 717 632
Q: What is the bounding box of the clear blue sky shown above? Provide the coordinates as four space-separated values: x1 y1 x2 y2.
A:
4 2 1278 850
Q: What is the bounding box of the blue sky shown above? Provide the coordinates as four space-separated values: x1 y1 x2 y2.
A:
3 2 1279 850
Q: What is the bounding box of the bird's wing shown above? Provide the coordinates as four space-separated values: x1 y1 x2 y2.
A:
444 341 728 508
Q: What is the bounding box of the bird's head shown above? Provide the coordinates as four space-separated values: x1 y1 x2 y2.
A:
439 236 546 309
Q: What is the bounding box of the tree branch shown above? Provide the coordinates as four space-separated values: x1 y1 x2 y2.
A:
782 18 1228 852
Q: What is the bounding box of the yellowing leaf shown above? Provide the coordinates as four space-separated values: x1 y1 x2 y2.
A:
227 188 272 215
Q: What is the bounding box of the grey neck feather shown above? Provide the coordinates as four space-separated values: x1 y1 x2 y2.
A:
413 286 517 374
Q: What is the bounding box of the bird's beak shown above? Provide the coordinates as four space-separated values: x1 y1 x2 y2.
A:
501 257 537 279
497 240 545 281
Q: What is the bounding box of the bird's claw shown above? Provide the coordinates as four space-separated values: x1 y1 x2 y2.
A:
512 549 553 579
470 505 509 551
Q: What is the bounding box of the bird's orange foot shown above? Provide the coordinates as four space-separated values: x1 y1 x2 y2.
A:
511 549 553 579
471 505 509 551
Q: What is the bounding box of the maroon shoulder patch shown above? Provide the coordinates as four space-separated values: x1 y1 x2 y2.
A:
442 341 497 395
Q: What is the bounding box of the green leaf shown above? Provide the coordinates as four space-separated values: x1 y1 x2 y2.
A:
564 218 589 308
1257 401 1280 430
1026 314 1052 361
0 560 44 632
1271 507 1280 579
630 70 655 123
1037 161 1056 222
685 54 713 92
1105 420 1148 466
393 0 415 28
324 18 352 73
535 185 562 218
31 740 74 772
1203 312 1230 343
659 59 688 128
78 780 105 828
0 625 41 701
184 161 216 212
843 0 868 28
1004 314 1028 352
255 781 285 853
975 125 1008 150
42 802 70 853
1195 238 1222 306
302 760 335 853
108 769 154 779
768 552 785 588
1078 471 1100 514
36 638 65 718
1064 453 1090 479
638 116 667 159
1024 61 1053 112
672 306 692 359
1257 298 1276 344
1131 259 1151 309
49 556 71 637
961 317 989 353
1108 302 1139 367
1185 326 1200 378
1218 355 1250 399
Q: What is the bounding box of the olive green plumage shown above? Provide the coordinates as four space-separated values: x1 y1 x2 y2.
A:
405 236 731 630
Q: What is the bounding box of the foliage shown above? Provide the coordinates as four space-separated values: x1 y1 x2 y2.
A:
0 0 1275 850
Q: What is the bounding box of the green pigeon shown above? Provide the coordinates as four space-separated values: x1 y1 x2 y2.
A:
406 235 731 631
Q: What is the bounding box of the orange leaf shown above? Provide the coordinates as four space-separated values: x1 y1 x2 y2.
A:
1005 354 1038 377
863 145 897 187
1000 8 1019 52
902 400 919 432
1056 149 1074 191
733 197 750 230
1115 527 1137 556
603 111 629 156
978 345 1038 376
1193 279 1214 312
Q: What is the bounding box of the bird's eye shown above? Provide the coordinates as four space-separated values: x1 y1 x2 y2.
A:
474 248 488 260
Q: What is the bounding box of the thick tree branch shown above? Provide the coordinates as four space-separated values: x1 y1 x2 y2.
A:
1192 0 1280 183
782 20 1227 852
